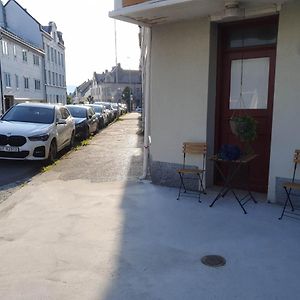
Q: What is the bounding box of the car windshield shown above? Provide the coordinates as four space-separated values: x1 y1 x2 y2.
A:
2 105 54 124
67 106 86 118
92 106 102 113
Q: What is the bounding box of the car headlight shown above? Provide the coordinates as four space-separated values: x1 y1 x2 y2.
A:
28 133 50 141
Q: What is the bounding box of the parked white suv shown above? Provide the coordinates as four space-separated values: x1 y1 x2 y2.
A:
0 103 75 161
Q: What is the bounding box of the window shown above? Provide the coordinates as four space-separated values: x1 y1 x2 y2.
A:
88 108 94 119
226 23 278 49
33 54 39 66
13 45 17 57
50 47 54 62
230 58 270 110
58 51 61 65
52 72 55 86
60 107 70 119
2 40 8 55
59 74 62 87
34 79 41 90
4 73 11 87
22 50 27 62
2 105 54 124
15 74 19 89
47 45 50 61
54 49 57 64
24 77 29 89
48 70 51 85
55 73 58 86
61 53 64 68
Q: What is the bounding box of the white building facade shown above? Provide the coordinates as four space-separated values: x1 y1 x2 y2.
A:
0 28 45 111
91 64 142 107
110 0 300 204
0 0 66 112
42 22 67 104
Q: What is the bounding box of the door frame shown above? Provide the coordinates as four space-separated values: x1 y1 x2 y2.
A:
214 15 279 190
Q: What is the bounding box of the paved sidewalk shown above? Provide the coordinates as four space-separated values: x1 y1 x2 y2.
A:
0 113 300 300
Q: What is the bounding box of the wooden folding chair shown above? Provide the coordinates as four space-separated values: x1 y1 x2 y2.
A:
279 149 300 220
176 142 206 202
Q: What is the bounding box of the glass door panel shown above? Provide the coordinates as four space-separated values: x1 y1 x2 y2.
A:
229 57 270 110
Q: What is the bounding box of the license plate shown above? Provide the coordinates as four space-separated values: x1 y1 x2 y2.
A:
0 146 19 152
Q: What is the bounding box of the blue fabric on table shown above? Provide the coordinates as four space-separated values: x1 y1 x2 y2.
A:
218 144 241 161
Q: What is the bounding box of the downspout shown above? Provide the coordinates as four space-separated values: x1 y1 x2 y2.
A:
0 31 4 114
140 27 152 179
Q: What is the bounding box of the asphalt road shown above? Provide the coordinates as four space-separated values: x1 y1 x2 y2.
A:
0 112 143 202
0 159 43 188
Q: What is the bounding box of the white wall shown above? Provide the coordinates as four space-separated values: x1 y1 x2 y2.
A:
268 1 300 201
44 34 66 104
150 18 211 164
1 36 45 101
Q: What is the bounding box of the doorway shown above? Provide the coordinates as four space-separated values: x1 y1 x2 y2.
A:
215 16 278 193
4 96 14 112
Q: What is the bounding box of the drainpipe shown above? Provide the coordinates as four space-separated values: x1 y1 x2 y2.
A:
0 31 4 114
140 27 152 180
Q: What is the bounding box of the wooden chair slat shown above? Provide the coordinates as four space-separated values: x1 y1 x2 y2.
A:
279 149 300 219
283 182 300 190
177 168 205 174
183 142 207 154
294 149 300 163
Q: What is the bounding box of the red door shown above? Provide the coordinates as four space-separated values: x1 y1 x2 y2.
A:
215 18 277 193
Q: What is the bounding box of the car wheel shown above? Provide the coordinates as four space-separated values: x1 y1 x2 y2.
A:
67 131 75 150
47 140 57 164
95 122 100 133
83 126 90 140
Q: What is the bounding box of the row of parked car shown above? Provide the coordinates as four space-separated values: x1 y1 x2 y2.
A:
0 102 127 163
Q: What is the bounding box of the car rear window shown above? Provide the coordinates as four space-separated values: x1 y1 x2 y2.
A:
2 105 54 124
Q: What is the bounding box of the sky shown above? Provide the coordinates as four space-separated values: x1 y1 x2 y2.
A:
16 0 141 93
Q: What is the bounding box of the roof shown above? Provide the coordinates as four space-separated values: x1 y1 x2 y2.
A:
5 0 41 26
16 102 57 108
42 23 65 45
0 27 44 54
42 25 51 34
93 64 141 84
76 80 93 95
66 104 90 110
94 72 105 84
110 64 141 83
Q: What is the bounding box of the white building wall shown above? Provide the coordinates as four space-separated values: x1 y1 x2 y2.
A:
268 2 300 202
150 18 210 165
43 34 66 104
1 35 45 101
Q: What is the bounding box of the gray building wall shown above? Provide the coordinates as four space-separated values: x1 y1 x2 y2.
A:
5 0 43 49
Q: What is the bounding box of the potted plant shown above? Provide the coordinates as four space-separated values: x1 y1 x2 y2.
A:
230 115 257 154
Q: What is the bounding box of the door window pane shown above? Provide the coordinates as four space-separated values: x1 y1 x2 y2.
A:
230 57 270 110
227 24 277 48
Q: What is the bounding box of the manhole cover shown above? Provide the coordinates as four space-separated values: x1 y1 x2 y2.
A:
201 255 226 267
